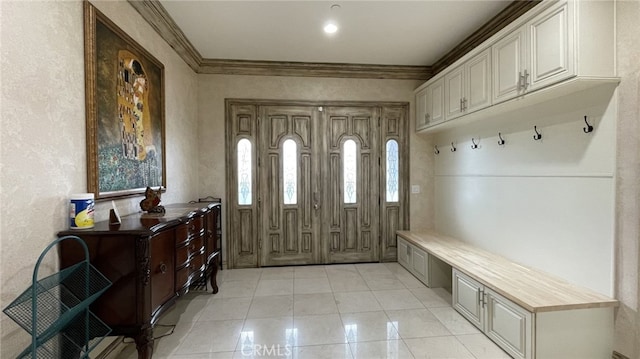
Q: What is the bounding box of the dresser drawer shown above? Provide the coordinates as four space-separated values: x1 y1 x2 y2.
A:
176 265 190 290
176 245 190 268
186 216 204 237
189 236 204 255
191 253 205 274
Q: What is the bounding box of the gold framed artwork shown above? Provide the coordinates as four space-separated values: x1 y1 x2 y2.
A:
84 2 165 200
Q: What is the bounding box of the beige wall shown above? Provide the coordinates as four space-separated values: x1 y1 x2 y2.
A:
0 1 200 356
614 1 640 357
197 74 434 267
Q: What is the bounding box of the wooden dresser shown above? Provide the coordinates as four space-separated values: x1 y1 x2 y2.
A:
58 202 221 359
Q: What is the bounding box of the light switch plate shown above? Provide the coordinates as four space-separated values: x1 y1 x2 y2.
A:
411 185 420 194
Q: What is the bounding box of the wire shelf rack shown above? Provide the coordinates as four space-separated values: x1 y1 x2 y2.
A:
3 235 112 358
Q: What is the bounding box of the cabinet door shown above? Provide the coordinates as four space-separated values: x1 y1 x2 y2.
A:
528 1 574 91
466 48 492 113
444 65 465 120
493 28 526 104
150 231 175 314
397 238 411 268
415 87 429 131
485 289 533 359
428 77 445 125
452 269 483 329
410 246 429 285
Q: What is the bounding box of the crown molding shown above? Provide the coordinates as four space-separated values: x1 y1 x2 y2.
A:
127 0 202 72
129 0 538 81
199 59 432 80
431 0 542 75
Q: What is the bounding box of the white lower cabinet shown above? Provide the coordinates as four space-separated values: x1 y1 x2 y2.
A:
485 289 532 359
453 269 532 359
397 238 450 288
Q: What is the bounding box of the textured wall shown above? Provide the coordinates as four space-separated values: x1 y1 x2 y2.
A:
197 75 433 267
0 1 199 356
614 0 640 357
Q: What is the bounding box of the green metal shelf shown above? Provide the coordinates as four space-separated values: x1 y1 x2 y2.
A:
3 236 112 358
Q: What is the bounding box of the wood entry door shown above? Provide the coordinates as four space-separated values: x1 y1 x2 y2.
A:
323 106 380 263
257 105 380 266
226 100 407 269
258 105 322 266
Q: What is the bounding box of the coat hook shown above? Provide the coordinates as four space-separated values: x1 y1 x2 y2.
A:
471 138 479 149
434 145 440 155
450 142 457 152
533 126 542 141
583 116 594 133
498 132 505 146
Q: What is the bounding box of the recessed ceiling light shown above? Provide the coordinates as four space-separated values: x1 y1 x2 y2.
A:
323 3 340 35
324 22 338 34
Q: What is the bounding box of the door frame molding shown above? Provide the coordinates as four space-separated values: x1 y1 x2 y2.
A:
225 98 409 268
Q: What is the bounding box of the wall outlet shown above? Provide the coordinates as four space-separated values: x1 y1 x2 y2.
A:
411 185 420 194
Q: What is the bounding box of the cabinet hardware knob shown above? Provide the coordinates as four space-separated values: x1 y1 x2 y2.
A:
159 263 167 274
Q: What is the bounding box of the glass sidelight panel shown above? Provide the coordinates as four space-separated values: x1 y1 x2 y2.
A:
343 139 357 204
237 138 252 205
386 139 399 202
283 139 297 205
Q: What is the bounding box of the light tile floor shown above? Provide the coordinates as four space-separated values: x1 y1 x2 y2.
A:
108 263 510 359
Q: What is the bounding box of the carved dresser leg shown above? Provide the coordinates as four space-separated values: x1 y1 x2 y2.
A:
134 327 154 359
210 254 220 294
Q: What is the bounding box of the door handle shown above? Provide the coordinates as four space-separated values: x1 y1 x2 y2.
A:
314 203 320 210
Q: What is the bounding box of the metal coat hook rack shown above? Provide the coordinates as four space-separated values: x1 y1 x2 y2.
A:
471 138 479 149
533 126 542 141
583 116 594 133
434 145 440 155
498 132 506 146
450 142 457 152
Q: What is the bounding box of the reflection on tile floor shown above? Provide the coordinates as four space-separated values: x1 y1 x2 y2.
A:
105 263 510 359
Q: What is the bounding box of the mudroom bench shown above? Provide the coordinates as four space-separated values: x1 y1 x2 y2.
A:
396 230 618 359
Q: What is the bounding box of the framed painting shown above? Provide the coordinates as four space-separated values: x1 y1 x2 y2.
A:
84 2 165 200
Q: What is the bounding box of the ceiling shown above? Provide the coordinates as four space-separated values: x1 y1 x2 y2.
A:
157 1 512 67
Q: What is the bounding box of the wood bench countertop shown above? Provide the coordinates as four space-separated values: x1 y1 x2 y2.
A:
396 230 618 313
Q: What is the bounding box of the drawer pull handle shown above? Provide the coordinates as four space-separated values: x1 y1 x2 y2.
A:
159 263 167 274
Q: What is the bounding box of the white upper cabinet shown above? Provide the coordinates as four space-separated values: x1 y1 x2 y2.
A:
465 48 492 114
446 48 492 120
415 76 445 131
493 0 574 104
415 87 429 131
528 1 574 90
445 65 465 120
415 0 616 133
492 28 526 103
428 77 445 125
